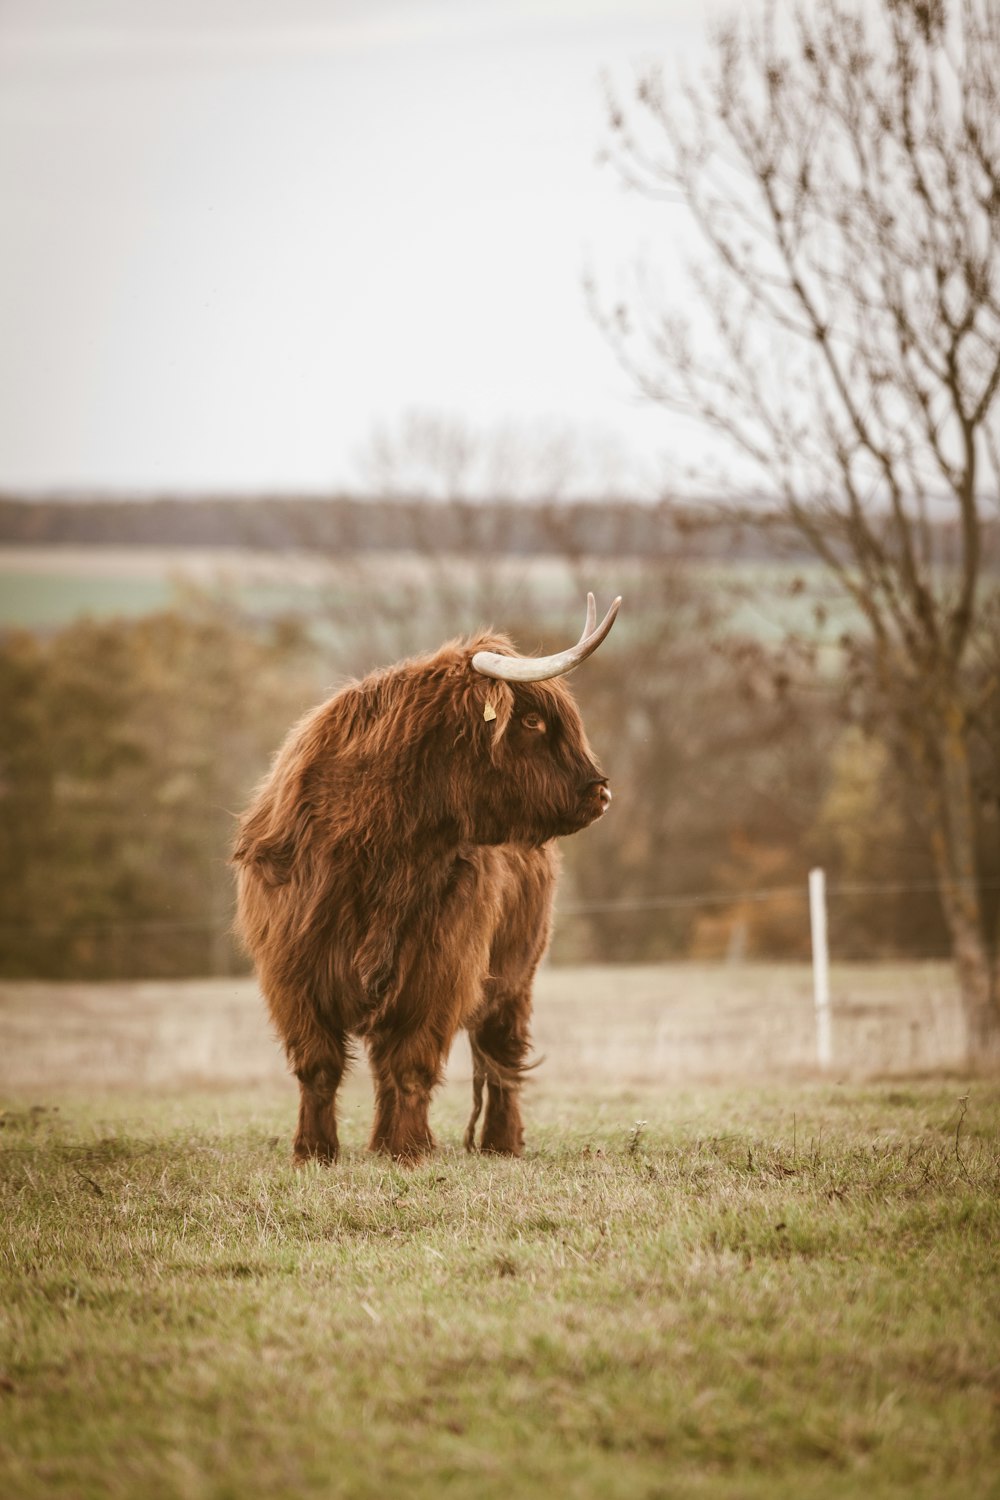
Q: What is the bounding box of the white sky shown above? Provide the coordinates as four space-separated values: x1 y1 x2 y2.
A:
0 0 732 495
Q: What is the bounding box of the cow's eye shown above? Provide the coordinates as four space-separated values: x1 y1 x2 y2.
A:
521 713 546 733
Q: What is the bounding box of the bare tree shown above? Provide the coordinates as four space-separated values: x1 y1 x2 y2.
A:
326 410 650 674
598 0 1000 1058
355 408 637 505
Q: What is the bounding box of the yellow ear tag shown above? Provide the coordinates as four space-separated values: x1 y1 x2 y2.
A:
483 702 497 723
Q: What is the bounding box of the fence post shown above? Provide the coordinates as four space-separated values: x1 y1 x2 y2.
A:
808 867 833 1070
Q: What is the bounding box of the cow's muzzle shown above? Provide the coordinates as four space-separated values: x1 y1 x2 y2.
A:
584 777 612 819
556 776 612 836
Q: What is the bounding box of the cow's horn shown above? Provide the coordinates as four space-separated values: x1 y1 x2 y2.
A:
472 593 621 683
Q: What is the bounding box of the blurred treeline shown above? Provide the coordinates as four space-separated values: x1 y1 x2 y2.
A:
0 528 968 979
0 601 313 978
4 492 995 568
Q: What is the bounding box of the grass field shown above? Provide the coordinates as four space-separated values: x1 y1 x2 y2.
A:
1 966 997 1499
1 1080 997 1500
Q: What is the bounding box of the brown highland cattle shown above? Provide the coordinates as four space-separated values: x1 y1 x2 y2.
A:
232 593 620 1163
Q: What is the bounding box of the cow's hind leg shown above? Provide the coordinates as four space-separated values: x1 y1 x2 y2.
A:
467 991 531 1156
288 1023 350 1165
366 1027 450 1164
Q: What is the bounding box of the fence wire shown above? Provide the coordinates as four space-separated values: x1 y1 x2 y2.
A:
1 876 997 938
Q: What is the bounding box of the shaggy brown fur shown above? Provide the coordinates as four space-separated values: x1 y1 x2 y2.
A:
232 630 611 1164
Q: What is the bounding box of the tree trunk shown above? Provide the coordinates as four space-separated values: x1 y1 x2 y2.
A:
928 710 1000 1066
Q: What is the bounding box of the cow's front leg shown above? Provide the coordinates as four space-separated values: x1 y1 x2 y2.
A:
366 1031 445 1163
364 862 492 1162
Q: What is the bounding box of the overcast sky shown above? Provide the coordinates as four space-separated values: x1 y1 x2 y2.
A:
0 0 732 495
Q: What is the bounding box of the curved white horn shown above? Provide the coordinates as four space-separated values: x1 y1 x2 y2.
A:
472 594 621 683
579 591 597 642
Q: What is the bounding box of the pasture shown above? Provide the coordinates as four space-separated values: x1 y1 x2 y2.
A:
0 543 851 645
1 966 997 1499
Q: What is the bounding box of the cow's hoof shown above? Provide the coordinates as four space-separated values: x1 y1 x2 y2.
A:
370 1137 434 1165
292 1140 338 1166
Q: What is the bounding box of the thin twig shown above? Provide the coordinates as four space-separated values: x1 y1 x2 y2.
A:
953 1095 973 1186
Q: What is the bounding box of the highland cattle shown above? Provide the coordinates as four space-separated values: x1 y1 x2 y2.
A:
233 593 619 1162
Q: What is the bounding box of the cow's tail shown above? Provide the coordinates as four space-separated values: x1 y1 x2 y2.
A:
463 1039 487 1151
463 1038 542 1151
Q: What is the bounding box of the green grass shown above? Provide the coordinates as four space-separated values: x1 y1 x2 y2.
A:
1 1080 998 1500
0 571 179 628
0 546 854 644
0 564 324 631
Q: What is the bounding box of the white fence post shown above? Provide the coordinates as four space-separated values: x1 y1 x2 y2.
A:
809 867 833 1070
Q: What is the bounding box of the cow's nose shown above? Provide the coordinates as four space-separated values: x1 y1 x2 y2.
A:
585 777 611 811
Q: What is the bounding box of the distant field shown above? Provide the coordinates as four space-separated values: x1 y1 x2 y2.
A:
0 550 178 627
0 545 368 629
0 544 854 642
0 962 971 1102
